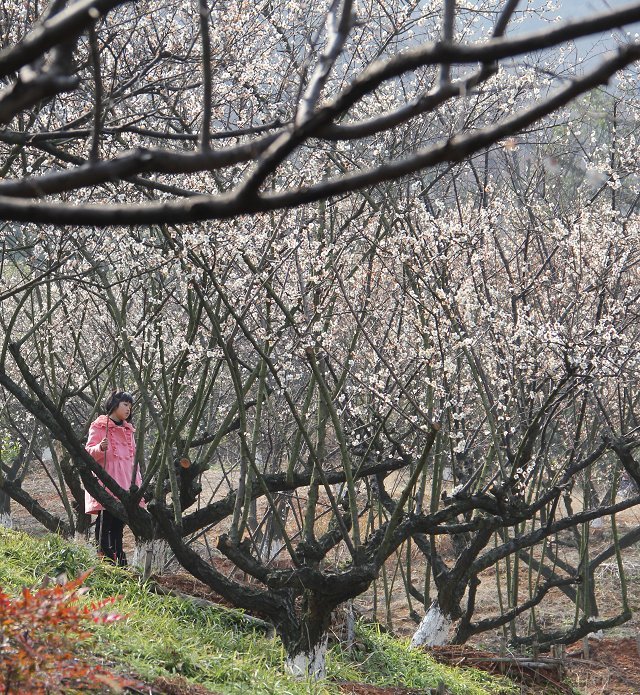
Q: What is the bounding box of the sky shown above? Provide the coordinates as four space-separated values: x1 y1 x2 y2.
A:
513 0 640 69
521 0 640 37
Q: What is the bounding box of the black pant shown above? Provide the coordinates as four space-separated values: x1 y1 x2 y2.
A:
95 510 127 566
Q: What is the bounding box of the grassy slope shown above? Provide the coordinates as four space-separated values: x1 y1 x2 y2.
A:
0 528 517 694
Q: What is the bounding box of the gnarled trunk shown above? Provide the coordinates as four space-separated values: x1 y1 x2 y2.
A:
278 593 334 679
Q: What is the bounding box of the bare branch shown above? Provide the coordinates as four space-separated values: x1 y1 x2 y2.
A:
88 22 103 162
439 0 456 85
0 0 133 80
0 38 638 225
296 0 353 125
198 0 213 151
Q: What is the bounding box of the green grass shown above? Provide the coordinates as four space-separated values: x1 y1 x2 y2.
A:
329 625 517 694
0 528 517 694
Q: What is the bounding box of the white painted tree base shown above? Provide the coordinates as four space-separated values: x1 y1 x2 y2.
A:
264 538 285 564
410 600 453 647
345 600 356 651
285 635 328 679
131 539 171 576
0 512 12 529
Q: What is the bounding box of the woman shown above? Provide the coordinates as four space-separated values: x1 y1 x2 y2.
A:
85 390 142 565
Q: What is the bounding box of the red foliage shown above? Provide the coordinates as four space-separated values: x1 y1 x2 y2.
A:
0 569 128 693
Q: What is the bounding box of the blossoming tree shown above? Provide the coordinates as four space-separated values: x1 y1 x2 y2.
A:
2 0 640 677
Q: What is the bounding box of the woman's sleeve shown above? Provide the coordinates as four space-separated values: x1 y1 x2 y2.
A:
86 422 105 464
129 428 137 462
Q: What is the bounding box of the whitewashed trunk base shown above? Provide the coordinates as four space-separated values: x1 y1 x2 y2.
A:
285 635 328 679
0 512 12 529
345 600 356 652
410 600 453 647
131 539 171 576
264 538 285 564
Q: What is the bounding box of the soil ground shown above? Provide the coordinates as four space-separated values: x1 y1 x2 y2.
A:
564 637 640 695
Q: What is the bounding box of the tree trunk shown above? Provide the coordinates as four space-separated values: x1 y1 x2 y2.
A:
0 505 12 529
0 488 12 527
279 593 333 679
410 599 454 647
345 599 356 652
262 536 285 564
284 633 329 679
131 538 171 576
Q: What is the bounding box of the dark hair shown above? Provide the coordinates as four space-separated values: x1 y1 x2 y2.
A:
103 390 134 421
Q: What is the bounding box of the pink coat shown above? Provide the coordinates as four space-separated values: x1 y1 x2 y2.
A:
84 415 144 514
